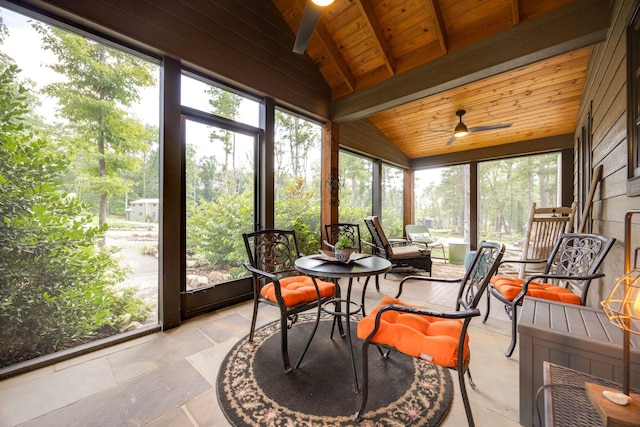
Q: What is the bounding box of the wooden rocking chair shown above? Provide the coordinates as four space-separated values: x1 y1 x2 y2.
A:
518 202 577 278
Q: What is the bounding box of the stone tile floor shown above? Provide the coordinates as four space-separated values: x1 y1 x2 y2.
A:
0 261 523 426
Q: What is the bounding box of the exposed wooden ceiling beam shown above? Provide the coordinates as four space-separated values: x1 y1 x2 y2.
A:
331 0 609 123
292 0 355 93
315 21 357 92
409 134 574 169
511 0 520 26
355 0 395 76
424 0 447 55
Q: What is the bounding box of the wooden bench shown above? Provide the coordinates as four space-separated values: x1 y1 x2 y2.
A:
518 297 640 427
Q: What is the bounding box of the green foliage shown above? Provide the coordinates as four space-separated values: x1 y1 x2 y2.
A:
275 177 320 256
478 155 559 243
334 234 354 250
0 62 149 368
33 23 157 229
186 191 254 278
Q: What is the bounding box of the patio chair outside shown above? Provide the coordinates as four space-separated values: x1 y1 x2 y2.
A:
363 216 432 276
405 224 447 262
485 232 615 357
355 241 505 426
242 229 337 373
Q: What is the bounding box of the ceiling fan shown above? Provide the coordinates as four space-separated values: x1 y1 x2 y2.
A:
444 110 513 146
293 0 334 55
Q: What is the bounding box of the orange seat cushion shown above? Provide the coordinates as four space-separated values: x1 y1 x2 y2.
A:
357 295 468 368
261 275 335 307
490 276 581 305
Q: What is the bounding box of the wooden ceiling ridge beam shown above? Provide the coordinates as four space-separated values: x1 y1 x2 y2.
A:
330 0 610 124
511 0 520 26
424 0 447 55
354 0 395 76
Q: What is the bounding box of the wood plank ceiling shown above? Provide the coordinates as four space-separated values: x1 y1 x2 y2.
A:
272 0 590 159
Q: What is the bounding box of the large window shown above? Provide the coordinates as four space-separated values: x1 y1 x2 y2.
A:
381 164 404 237
0 8 160 368
181 74 260 311
273 109 322 256
478 153 561 256
628 3 640 195
339 151 373 228
414 165 470 247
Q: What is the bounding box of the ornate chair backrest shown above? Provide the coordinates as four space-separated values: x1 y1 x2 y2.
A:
457 241 505 311
364 216 391 258
543 233 615 303
242 229 300 283
324 223 362 252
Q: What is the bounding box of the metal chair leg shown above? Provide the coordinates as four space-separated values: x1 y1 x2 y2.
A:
482 291 491 323
354 340 371 422
458 366 475 427
249 295 260 342
505 302 518 357
280 311 292 373
295 300 323 369
466 368 476 389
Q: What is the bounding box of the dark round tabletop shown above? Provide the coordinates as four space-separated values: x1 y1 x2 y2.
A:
294 254 391 279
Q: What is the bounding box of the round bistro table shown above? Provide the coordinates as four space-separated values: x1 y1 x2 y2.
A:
294 254 392 392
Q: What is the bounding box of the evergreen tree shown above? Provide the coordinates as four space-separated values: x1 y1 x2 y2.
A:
34 23 156 241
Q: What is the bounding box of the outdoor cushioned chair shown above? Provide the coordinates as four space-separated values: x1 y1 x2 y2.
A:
484 232 615 357
355 241 505 427
242 229 336 373
363 216 432 276
405 223 447 262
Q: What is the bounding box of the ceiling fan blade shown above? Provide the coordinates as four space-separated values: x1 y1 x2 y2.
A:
469 123 513 133
293 3 324 55
446 135 457 146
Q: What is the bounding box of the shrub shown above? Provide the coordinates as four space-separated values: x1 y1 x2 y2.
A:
0 63 150 367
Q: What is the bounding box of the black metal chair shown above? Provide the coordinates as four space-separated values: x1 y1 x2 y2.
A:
242 229 337 373
355 241 505 426
324 223 377 313
363 215 432 276
484 232 615 357
324 223 363 253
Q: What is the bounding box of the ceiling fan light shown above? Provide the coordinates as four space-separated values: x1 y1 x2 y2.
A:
454 122 468 137
311 0 334 6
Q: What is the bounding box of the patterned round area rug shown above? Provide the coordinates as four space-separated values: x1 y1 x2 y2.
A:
217 313 453 426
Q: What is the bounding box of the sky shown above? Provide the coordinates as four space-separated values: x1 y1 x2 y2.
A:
1 6 340 172
0 6 259 163
1 7 160 127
